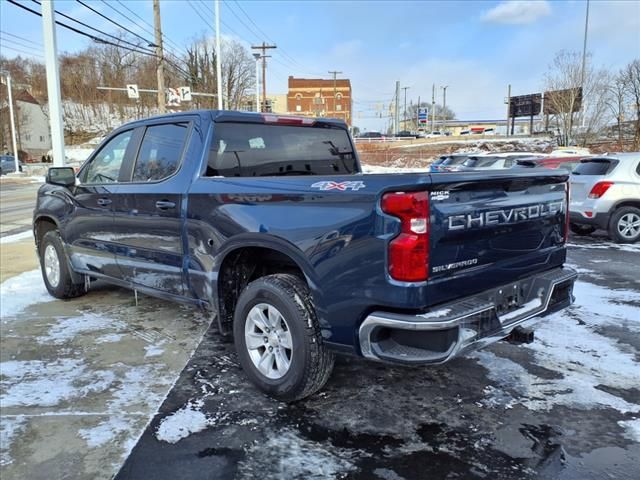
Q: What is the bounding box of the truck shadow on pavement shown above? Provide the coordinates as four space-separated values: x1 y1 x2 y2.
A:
115 324 591 480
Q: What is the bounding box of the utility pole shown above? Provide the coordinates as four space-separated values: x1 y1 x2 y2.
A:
253 53 261 112
328 71 343 120
251 42 277 112
506 84 511 137
416 95 420 131
41 0 65 166
401 86 410 130
0 71 19 172
215 0 223 110
153 0 165 114
579 0 590 129
441 85 448 131
394 81 400 135
431 83 436 133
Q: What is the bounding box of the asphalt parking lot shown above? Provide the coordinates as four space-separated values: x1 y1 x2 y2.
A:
1 231 639 480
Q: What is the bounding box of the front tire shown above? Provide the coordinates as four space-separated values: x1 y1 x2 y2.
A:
233 274 334 402
609 207 640 243
39 230 87 299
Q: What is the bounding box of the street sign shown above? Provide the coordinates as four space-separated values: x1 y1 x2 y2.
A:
509 93 542 117
418 107 428 125
179 86 192 102
126 84 139 99
543 88 582 115
166 88 181 107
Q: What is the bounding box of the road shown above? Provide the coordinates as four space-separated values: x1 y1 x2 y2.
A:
0 181 40 236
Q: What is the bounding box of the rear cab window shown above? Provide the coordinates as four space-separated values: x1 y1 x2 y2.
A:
206 123 357 177
573 159 618 176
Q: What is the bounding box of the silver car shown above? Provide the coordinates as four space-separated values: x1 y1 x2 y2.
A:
569 153 640 243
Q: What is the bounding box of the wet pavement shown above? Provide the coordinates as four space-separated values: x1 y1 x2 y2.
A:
116 232 640 480
1 233 639 479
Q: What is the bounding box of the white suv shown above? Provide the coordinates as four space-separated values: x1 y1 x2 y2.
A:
570 153 640 243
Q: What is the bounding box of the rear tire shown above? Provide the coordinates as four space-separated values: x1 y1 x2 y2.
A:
608 207 640 244
570 223 596 236
39 230 87 299
233 274 334 402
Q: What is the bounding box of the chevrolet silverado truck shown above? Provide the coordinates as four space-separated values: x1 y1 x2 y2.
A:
34 111 577 401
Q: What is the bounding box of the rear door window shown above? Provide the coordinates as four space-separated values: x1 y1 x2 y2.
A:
132 123 189 182
207 123 357 177
573 159 616 175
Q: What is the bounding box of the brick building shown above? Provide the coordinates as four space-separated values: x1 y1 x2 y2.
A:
287 76 352 125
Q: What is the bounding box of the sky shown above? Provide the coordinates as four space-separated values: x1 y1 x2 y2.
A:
1 0 639 132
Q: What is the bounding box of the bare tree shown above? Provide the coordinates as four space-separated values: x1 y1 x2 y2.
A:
620 59 640 149
543 50 611 146
607 72 628 149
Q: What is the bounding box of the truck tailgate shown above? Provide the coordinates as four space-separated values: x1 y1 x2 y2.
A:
427 171 569 304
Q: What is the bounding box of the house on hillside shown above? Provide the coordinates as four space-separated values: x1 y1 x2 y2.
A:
1 82 52 161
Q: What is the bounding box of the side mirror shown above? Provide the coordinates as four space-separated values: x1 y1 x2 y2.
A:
46 167 76 187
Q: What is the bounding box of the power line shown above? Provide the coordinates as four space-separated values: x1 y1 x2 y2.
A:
29 0 156 54
0 35 43 52
75 0 157 47
7 0 192 79
0 30 43 47
107 0 189 58
1 44 43 58
187 0 214 33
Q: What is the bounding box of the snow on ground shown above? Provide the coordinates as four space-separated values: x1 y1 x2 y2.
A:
617 419 640 442
237 429 356 479
475 279 640 413
65 147 95 164
0 229 34 244
0 269 52 318
568 241 640 254
36 313 127 345
0 358 116 408
155 400 211 444
396 136 555 151
0 416 27 466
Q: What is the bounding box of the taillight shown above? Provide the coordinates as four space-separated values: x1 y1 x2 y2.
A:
588 181 614 199
262 114 315 126
381 191 429 282
564 182 570 243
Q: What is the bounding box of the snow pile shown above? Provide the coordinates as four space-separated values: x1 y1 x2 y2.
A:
0 269 52 318
78 417 133 448
617 419 640 442
155 400 211 444
65 147 94 163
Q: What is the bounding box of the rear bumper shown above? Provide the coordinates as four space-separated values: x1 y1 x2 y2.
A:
570 211 610 229
359 267 577 365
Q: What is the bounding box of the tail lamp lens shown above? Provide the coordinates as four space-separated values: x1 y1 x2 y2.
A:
588 181 614 199
381 191 429 282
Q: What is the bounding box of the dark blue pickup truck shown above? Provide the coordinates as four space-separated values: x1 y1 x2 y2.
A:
34 110 577 401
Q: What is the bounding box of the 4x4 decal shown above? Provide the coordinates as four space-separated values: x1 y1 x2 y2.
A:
311 181 366 191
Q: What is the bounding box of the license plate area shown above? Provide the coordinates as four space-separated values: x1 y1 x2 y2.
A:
493 280 530 317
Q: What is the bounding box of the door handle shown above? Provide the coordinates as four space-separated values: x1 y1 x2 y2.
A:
97 198 112 206
155 200 176 210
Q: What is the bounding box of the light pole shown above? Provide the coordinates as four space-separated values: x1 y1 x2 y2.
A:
0 70 19 173
440 85 448 131
253 53 261 112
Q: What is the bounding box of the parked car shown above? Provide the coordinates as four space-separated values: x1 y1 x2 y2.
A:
569 153 640 243
427 131 443 138
430 153 476 172
34 110 577 401
529 156 586 172
455 153 544 171
550 147 591 157
357 131 383 139
395 130 417 138
459 130 470 135
0 155 23 175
